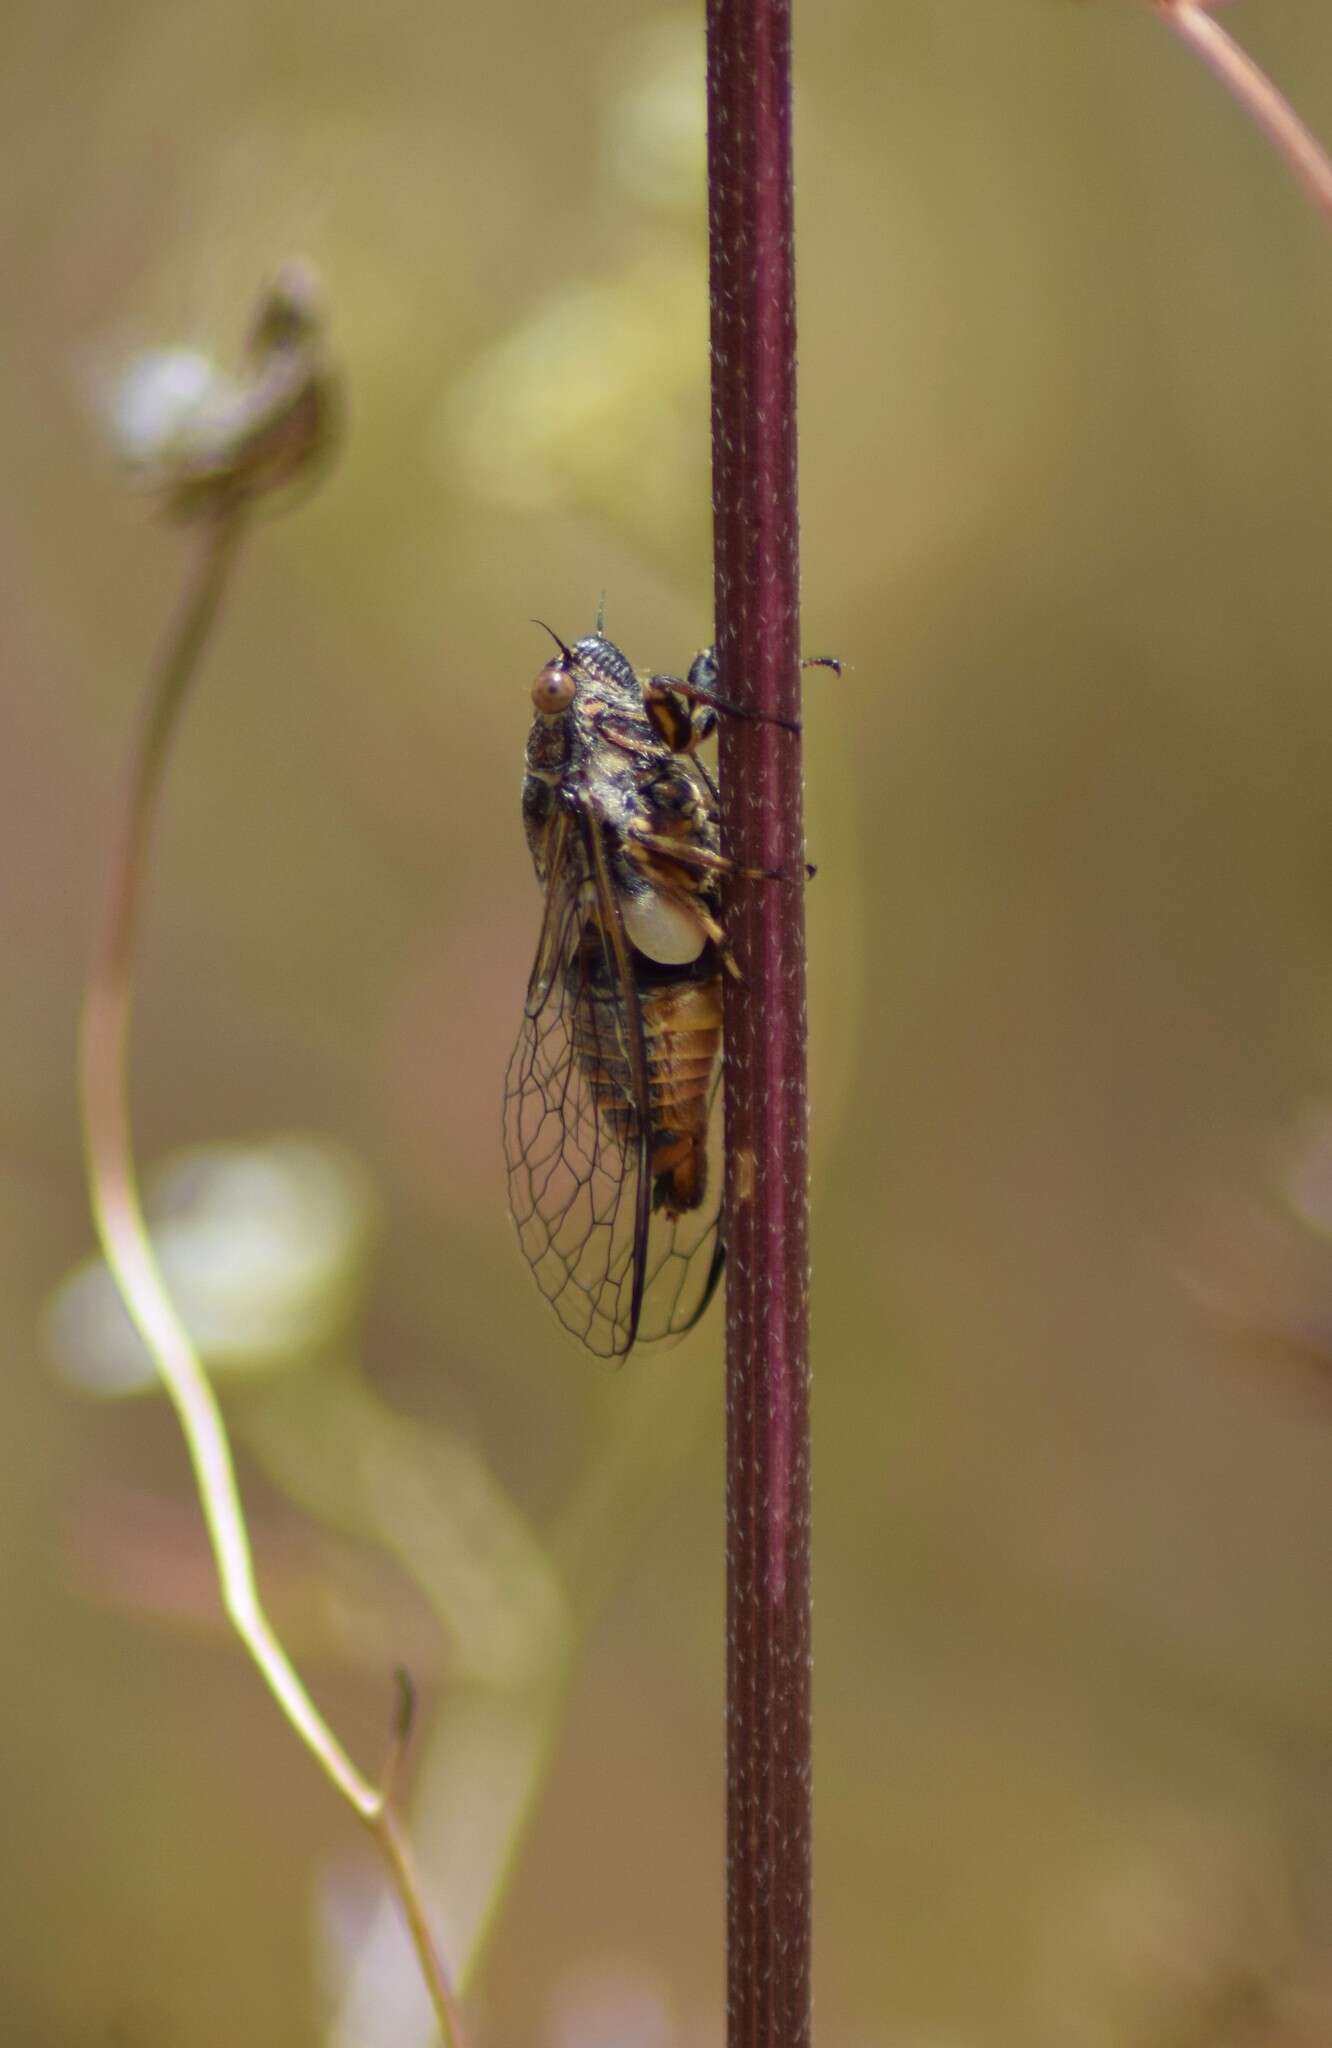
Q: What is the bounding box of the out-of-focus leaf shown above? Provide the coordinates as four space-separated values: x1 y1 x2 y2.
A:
439 250 707 541
1281 1101 1332 1239
600 18 705 218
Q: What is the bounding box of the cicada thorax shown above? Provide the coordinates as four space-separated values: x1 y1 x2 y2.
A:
570 927 722 1219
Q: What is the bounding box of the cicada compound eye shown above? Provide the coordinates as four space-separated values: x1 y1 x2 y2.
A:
531 660 576 716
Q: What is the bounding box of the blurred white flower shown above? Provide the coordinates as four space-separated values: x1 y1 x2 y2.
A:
84 262 335 514
45 1135 379 1396
93 345 243 474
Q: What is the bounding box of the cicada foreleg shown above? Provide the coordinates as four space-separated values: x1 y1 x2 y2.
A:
642 679 724 752
645 645 840 749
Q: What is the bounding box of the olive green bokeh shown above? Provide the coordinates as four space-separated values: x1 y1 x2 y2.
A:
5 3 1332 2043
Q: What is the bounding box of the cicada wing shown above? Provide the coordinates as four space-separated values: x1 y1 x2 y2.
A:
523 808 575 1017
505 813 650 1358
504 812 725 1358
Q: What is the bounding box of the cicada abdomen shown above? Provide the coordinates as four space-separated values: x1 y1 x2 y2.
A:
571 929 723 1219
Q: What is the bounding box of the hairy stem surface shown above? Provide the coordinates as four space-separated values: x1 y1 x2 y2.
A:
706 3 812 2043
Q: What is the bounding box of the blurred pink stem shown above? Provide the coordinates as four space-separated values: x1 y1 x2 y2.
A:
1156 2 1332 225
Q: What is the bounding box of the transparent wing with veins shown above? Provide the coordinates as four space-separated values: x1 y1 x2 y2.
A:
503 808 724 1359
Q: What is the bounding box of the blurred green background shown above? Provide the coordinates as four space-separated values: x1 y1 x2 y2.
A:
4 2 1332 2043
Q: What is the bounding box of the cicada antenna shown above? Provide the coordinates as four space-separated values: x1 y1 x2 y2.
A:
530 618 575 664
595 590 606 635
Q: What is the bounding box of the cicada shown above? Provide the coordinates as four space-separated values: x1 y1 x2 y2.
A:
504 625 750 1358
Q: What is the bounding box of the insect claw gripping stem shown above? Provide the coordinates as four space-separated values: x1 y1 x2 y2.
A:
688 683 802 736
676 649 838 736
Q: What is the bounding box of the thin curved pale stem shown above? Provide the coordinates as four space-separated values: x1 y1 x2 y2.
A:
77 507 468 2048
1156 2 1332 226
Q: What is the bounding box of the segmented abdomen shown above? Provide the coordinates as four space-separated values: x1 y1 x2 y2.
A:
572 946 721 1216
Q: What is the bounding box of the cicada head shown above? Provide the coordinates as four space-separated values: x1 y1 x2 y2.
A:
570 632 639 698
525 624 648 779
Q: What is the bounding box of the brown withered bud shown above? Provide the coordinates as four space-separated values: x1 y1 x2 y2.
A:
110 259 339 520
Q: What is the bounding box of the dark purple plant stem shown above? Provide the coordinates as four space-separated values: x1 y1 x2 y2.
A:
705 4 811 2045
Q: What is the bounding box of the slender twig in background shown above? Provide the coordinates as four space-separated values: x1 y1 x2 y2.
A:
705 4 813 2044
1154 2 1332 226
77 273 468 2048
